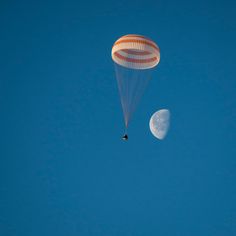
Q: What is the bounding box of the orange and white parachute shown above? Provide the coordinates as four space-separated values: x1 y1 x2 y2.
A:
112 34 160 130
111 34 160 70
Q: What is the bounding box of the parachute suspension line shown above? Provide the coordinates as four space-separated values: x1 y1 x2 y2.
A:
128 69 150 122
115 63 128 127
115 63 153 128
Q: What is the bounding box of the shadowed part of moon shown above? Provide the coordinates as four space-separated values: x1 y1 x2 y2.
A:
149 109 170 140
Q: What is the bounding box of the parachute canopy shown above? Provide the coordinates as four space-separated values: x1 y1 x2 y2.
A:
112 34 160 129
111 34 160 70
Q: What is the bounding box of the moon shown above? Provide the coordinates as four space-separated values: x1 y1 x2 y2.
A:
149 109 170 140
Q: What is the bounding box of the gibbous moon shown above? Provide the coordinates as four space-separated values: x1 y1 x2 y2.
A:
149 109 170 140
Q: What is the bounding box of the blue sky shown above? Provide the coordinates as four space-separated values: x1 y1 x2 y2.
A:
0 0 236 235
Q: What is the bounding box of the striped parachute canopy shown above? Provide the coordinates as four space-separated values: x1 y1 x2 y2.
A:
112 34 160 70
112 34 160 130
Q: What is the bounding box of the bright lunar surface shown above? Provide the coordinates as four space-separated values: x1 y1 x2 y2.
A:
149 109 170 140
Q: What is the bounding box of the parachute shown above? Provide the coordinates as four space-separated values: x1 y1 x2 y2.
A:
111 34 160 133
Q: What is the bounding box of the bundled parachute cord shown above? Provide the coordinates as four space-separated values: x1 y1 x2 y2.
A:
124 127 128 136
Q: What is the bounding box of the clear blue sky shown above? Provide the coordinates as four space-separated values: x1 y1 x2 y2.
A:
0 0 236 235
